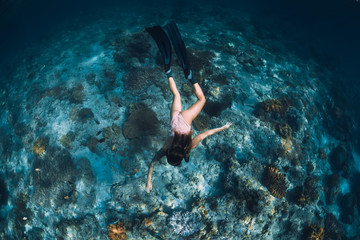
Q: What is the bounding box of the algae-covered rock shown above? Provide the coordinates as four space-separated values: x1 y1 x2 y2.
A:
292 176 319 206
87 137 98 153
122 103 159 139
276 122 292 139
69 108 94 123
192 114 210 131
203 99 232 117
68 84 84 104
60 131 75 149
122 67 158 92
103 123 122 141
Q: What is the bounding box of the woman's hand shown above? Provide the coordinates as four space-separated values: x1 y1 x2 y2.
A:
146 182 152 193
221 122 232 130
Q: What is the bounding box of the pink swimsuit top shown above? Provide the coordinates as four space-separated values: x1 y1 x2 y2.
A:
171 113 191 136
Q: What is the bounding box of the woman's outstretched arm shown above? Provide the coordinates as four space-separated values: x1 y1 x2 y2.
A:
146 137 173 193
191 122 232 149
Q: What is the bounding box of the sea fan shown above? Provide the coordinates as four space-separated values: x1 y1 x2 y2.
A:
169 211 201 236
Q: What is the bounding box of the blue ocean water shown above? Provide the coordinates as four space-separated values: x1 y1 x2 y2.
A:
0 0 359 239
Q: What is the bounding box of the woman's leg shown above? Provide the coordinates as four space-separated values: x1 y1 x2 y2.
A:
181 83 206 125
168 77 182 119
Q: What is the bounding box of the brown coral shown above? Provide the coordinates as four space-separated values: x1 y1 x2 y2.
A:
108 220 127 240
32 137 49 156
254 98 291 120
262 166 287 198
305 224 324 240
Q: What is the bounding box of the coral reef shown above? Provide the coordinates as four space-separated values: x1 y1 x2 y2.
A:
169 211 202 237
108 220 127 240
262 166 287 198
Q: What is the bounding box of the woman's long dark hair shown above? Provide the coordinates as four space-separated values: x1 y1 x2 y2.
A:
166 131 192 166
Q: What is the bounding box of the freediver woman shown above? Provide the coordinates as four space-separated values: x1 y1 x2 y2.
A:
145 21 232 193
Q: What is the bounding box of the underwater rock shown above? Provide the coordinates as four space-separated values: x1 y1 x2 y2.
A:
285 107 304 133
108 220 127 240
324 213 343 240
329 145 354 178
192 114 210 131
292 176 319 206
36 85 67 103
211 74 228 85
103 123 122 141
60 131 75 149
187 47 215 82
210 143 235 163
112 30 151 66
325 98 352 141
122 67 158 92
238 189 267 216
14 193 34 238
32 146 77 195
0 179 8 207
236 50 264 73
32 136 49 156
69 107 94 123
68 84 84 104
303 224 324 240
122 103 159 139
338 193 356 224
55 215 101 239
85 72 96 85
169 211 202 237
318 148 328 160
262 166 287 198
87 137 98 153
203 99 232 117
13 122 28 137
0 133 13 158
275 122 292 139
324 174 340 205
253 128 279 159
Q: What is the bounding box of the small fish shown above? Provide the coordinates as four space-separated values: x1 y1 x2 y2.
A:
112 145 116 151
64 196 69 200
35 168 41 172
94 119 100 124
40 65 46 72
98 138 106 143
22 217 27 221
96 130 102 136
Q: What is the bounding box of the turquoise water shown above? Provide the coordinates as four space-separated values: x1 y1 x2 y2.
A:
0 1 359 239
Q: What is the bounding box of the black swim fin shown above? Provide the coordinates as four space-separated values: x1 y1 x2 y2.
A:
145 26 172 76
164 21 196 84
